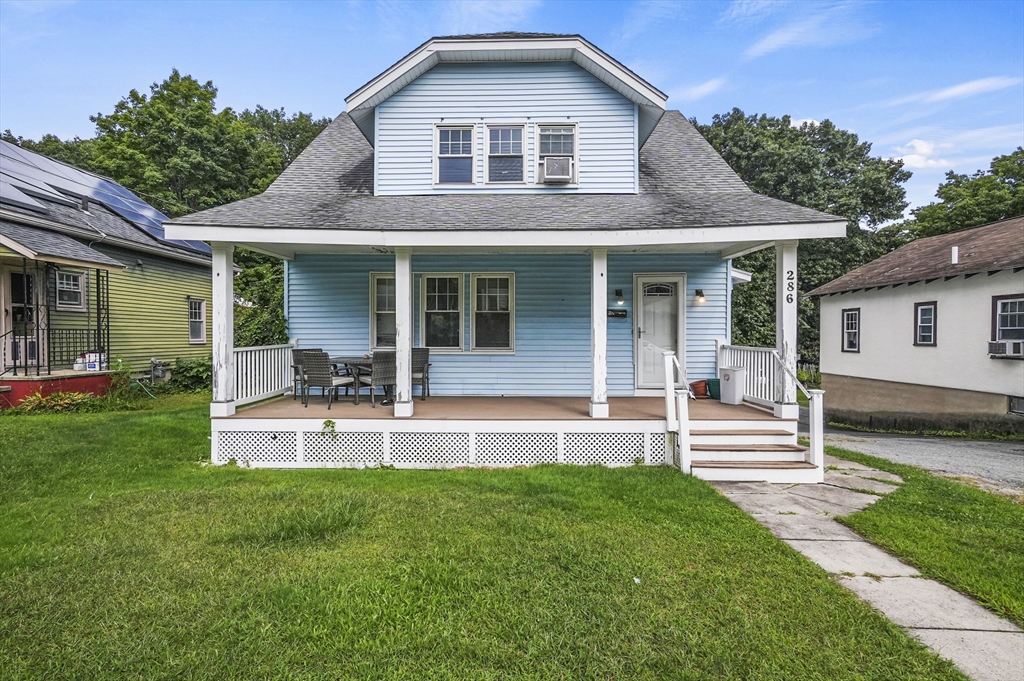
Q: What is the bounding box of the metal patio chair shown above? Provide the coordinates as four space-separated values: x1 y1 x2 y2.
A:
301 351 357 409
412 347 430 400
358 351 396 407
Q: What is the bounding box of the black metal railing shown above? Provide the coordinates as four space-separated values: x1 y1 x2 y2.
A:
48 328 99 368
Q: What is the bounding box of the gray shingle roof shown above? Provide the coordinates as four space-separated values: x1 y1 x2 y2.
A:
169 111 842 232
809 216 1024 296
0 220 125 268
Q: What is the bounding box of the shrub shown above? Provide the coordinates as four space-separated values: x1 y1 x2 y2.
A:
14 391 98 414
168 355 213 393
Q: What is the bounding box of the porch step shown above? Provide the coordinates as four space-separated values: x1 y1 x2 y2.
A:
691 460 816 469
690 428 796 446
691 444 807 453
690 459 822 483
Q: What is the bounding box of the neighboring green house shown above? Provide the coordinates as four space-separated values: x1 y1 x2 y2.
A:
0 140 212 388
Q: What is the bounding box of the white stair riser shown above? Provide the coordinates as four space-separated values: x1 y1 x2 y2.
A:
690 434 796 446
693 450 807 462
690 420 798 434
692 467 824 484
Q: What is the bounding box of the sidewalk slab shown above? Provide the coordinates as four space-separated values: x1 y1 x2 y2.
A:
907 629 1024 681
825 454 874 470
824 471 900 495
785 540 919 576
724 492 832 517
758 514 863 540
839 576 1023 632
848 469 904 484
787 483 880 513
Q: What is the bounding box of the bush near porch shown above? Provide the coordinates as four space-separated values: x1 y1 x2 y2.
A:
0 396 963 680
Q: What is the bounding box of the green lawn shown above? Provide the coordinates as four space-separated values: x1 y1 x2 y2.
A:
0 397 964 680
830 445 1024 629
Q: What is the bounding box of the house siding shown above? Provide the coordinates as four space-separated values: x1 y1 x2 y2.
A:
375 61 638 195
286 253 727 396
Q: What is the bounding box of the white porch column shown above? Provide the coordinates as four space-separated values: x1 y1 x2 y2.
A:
775 240 798 418
393 247 414 418
590 247 609 418
210 242 235 417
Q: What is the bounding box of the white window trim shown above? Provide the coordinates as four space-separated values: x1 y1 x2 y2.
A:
370 272 397 351
188 297 207 344
536 121 579 186
55 270 86 312
470 272 515 353
485 124 527 185
996 296 1024 342
842 308 860 353
915 302 937 346
433 123 477 187
419 273 465 353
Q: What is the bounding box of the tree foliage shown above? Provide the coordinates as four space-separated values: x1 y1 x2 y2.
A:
4 70 331 347
696 109 913 362
909 148 1024 237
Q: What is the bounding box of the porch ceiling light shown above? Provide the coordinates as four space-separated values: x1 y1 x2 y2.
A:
695 289 706 304
615 289 625 305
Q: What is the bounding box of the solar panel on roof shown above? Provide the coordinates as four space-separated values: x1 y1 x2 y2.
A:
0 139 211 255
0 179 48 213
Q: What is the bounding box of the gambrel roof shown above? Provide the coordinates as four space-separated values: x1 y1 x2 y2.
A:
809 216 1024 296
169 111 842 233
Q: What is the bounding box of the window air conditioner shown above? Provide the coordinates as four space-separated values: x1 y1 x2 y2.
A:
989 341 1024 357
543 156 572 183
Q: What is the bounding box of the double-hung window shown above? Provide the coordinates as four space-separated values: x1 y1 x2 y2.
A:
538 125 576 182
437 128 474 184
371 274 396 349
188 298 206 344
914 302 937 346
487 127 523 183
842 308 860 352
472 274 514 351
994 296 1024 341
422 275 462 350
56 271 84 310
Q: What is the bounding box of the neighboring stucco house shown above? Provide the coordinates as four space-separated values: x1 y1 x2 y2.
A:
165 33 848 481
810 216 1024 433
0 140 212 405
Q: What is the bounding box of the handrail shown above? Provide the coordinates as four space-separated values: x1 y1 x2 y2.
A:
662 351 692 474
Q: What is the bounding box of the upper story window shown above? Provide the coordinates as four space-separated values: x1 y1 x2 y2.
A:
538 125 576 183
56 271 85 311
914 302 936 346
487 127 523 183
994 296 1024 341
437 128 474 184
842 308 860 353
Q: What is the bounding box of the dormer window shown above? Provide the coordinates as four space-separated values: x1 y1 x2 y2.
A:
437 128 473 183
487 126 523 183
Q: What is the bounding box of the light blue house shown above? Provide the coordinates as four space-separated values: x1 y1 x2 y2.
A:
167 33 846 481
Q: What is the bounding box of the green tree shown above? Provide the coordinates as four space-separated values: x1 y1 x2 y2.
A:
88 69 282 217
240 106 331 173
233 248 288 347
696 109 912 362
909 148 1024 237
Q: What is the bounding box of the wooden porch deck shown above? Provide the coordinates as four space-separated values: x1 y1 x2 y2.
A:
230 395 779 421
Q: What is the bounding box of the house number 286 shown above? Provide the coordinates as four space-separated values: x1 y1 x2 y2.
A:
786 270 795 304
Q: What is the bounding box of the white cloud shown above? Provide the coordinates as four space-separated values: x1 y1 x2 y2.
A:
925 76 1022 103
790 118 820 128
674 77 726 101
896 139 952 169
744 2 875 58
721 0 788 22
892 124 1024 170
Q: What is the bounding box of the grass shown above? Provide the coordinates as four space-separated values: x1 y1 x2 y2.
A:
0 397 965 680
828 445 1024 628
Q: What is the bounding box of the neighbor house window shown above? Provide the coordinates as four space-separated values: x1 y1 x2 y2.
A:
487 127 523 183
842 308 860 352
993 296 1024 341
421 274 463 350
471 274 514 351
914 302 936 346
437 127 473 184
371 274 396 349
56 271 84 310
188 298 206 344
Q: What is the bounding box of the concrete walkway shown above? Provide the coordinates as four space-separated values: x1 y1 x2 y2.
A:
713 455 1024 681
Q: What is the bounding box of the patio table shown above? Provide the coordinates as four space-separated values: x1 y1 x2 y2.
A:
330 355 392 404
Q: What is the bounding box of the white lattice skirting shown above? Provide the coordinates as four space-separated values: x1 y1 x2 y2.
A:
212 419 670 469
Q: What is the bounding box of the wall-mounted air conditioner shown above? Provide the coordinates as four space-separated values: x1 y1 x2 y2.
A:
989 341 1024 357
543 156 572 183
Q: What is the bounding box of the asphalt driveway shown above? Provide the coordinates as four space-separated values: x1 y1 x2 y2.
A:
800 409 1024 492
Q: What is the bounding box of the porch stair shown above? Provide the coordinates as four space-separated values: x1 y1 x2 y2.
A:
684 418 820 483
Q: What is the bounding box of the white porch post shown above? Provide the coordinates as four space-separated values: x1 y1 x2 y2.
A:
590 247 609 418
393 247 414 418
775 240 798 418
210 242 235 417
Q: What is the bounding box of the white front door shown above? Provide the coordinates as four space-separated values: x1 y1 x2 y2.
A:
635 274 685 390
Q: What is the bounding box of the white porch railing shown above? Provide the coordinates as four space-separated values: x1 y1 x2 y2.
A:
717 342 824 478
233 344 293 406
662 351 692 475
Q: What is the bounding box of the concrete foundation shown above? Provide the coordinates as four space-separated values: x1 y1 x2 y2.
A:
822 373 1024 434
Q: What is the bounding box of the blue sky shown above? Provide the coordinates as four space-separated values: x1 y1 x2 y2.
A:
1 0 1021 214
